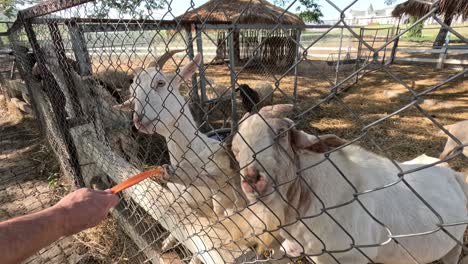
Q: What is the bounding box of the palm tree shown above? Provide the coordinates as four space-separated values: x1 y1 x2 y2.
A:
392 0 468 48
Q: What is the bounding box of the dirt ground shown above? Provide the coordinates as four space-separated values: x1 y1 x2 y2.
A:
200 61 468 172
0 103 139 264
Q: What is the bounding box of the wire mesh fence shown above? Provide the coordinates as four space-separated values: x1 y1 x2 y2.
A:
1 0 467 263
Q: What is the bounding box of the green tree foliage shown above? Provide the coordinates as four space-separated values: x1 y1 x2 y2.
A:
274 0 323 23
0 0 37 18
91 0 165 19
407 16 423 38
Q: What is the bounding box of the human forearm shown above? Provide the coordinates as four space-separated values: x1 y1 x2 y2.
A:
0 206 65 264
0 188 118 264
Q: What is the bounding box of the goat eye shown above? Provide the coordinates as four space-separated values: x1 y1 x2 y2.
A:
157 80 166 87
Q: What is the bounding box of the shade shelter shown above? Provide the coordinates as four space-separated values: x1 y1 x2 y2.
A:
178 0 305 67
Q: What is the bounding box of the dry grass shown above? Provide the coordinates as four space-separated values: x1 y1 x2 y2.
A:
73 218 141 263
199 61 468 172
94 57 467 169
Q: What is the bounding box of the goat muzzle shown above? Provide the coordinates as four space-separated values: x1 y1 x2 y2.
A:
241 166 268 195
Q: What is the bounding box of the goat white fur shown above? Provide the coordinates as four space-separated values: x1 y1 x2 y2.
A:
114 51 244 217
115 52 286 259
232 104 467 264
440 120 468 160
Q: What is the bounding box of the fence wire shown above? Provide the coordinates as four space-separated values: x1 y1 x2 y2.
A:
1 0 467 263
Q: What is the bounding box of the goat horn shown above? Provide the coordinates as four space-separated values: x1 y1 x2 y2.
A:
113 98 134 112
258 104 294 118
155 49 185 69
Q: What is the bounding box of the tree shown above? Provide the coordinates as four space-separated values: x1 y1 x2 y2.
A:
91 0 165 19
274 0 323 23
432 15 453 48
0 0 37 19
389 0 466 48
406 16 423 38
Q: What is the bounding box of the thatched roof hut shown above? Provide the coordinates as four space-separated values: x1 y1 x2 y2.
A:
392 0 468 19
177 0 305 26
178 0 304 67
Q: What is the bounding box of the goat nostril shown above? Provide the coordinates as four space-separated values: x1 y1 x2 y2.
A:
244 167 261 183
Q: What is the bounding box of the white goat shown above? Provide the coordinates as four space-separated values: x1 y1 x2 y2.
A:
114 52 287 259
440 120 468 160
232 104 467 264
114 51 245 217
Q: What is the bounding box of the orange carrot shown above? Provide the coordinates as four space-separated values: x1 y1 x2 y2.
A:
110 167 165 194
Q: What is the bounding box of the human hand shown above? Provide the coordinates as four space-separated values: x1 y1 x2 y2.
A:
52 188 119 235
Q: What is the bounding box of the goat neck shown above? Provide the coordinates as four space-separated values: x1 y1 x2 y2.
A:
161 99 212 163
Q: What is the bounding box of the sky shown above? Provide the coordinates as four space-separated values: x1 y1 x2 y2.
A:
14 0 406 21
159 0 407 21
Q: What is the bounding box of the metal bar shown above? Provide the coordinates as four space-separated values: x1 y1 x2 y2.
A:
185 24 203 128
334 27 344 85
292 29 301 109
195 25 207 103
80 23 182 33
66 20 92 76
436 31 451 69
354 28 364 84
19 0 94 20
48 21 83 117
228 30 238 136
389 23 401 65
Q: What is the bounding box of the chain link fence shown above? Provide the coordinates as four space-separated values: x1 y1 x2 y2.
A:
1 0 467 263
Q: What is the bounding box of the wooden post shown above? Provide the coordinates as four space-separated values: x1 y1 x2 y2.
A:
21 15 85 187
436 31 451 69
8 38 44 134
354 27 364 85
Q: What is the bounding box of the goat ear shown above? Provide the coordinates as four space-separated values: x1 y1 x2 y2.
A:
259 104 293 118
113 98 134 112
291 130 347 153
177 53 202 83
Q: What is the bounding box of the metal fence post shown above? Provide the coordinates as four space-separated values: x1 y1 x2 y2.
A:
195 25 207 104
48 21 83 117
292 29 301 109
186 24 204 128
20 14 85 187
228 27 238 135
436 31 451 69
66 20 92 76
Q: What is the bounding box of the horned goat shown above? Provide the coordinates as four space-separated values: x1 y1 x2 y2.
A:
232 104 468 264
114 51 285 259
114 50 245 217
440 120 468 160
